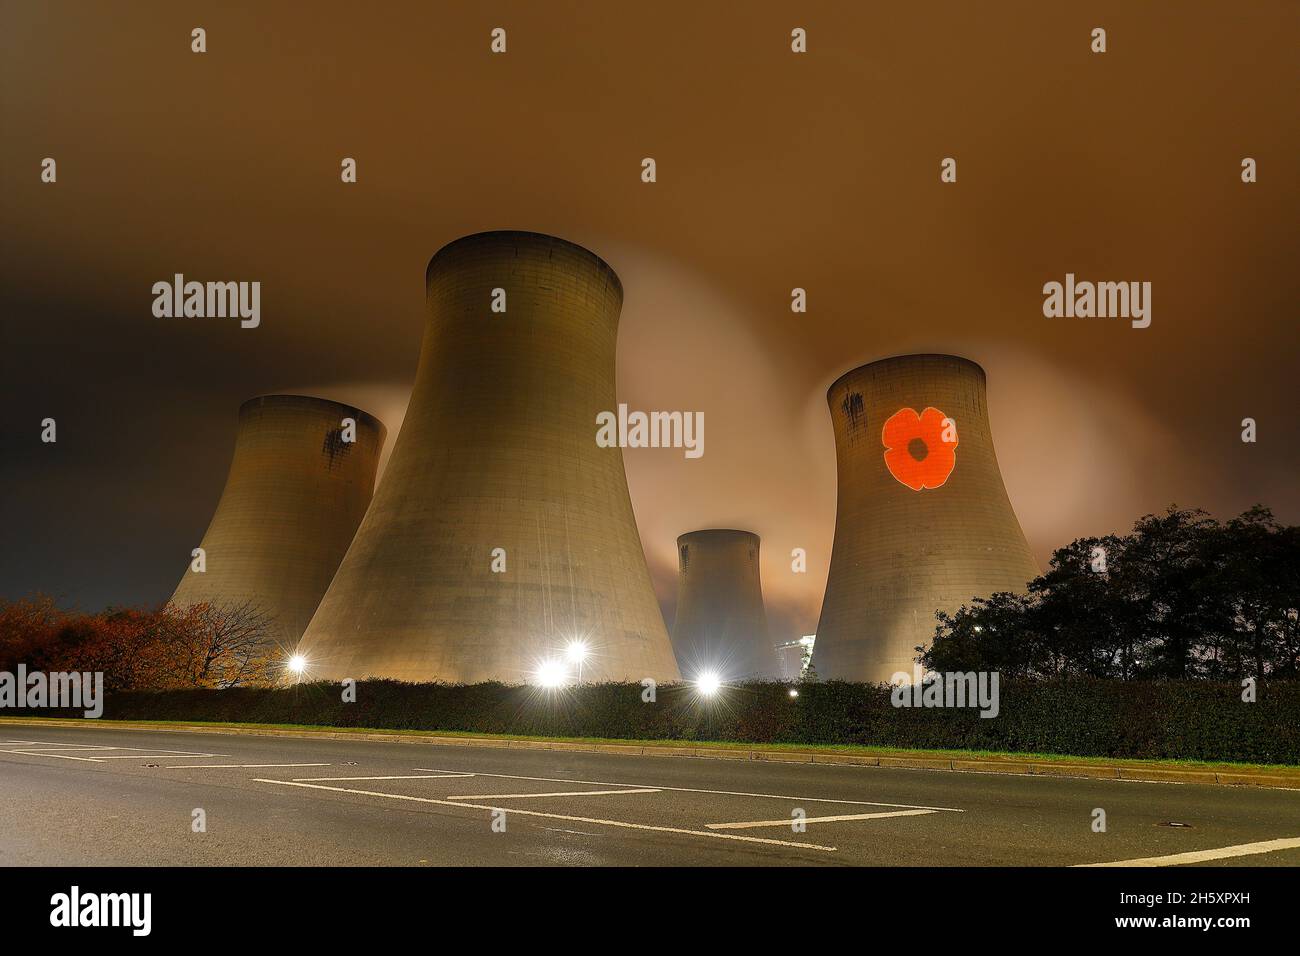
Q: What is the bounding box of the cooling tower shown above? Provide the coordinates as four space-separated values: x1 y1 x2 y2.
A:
299 231 680 684
672 530 777 680
171 395 386 645
813 355 1039 683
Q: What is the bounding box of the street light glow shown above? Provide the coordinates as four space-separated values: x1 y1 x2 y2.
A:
788 688 799 698
566 640 589 664
287 653 307 675
535 659 568 688
696 670 722 696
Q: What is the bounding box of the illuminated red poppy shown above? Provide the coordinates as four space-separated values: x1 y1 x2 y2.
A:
882 406 958 491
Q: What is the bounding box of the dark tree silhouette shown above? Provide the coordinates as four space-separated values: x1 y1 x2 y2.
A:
920 506 1300 682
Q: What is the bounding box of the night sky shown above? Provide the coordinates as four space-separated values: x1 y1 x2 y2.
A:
3 1 1296 644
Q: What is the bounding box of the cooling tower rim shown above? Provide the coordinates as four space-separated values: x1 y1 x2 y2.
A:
424 230 623 299
239 393 386 435
825 353 986 399
677 528 761 545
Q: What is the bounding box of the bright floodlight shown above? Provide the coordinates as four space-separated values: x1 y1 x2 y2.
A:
696 670 722 696
788 688 799 698
535 659 568 688
287 654 307 675
566 640 589 664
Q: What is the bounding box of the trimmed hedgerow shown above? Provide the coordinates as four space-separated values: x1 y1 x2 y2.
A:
15 678 1300 764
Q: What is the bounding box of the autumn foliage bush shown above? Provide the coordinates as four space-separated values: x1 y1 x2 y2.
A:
0 596 281 690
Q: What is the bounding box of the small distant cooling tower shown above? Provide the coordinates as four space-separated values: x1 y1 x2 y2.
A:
171 395 385 645
672 530 776 680
299 231 681 684
813 355 1038 683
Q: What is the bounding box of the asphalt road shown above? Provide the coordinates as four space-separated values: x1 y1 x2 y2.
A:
2 724 1298 867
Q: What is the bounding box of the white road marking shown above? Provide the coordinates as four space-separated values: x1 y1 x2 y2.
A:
3 745 226 761
1077 837 1300 867
4 744 221 755
81 754 225 760
707 808 937 829
412 768 964 813
5 751 105 761
254 778 838 852
0 740 85 747
160 763 331 770
448 788 661 801
291 774 476 782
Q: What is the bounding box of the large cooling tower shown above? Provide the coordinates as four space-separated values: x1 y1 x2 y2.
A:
171 395 386 645
299 231 680 684
813 355 1039 683
672 530 776 680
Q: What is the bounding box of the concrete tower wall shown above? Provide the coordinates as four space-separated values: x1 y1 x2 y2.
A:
672 529 776 680
300 231 680 684
813 355 1038 683
171 394 386 645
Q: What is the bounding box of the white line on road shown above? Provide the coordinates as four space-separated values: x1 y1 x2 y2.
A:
254 778 838 852
448 788 661 801
292 774 476 782
4 745 223 756
4 749 227 761
707 809 938 830
5 751 106 761
1076 837 1300 867
412 768 964 813
82 754 226 760
160 763 331 770
110 749 225 755
0 740 90 747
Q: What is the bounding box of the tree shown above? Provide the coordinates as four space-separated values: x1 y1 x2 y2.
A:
918 506 1300 682
1198 508 1300 681
0 596 282 690
159 600 279 688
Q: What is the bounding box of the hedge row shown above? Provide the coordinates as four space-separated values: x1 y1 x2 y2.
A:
16 678 1300 764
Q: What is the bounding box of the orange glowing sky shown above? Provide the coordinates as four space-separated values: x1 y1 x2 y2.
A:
3 2 1297 644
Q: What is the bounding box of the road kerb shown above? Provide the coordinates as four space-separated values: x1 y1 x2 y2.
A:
750 750 815 764
810 753 881 767
1116 766 1218 785
1030 763 1120 780
875 755 955 770
951 759 1032 774
1214 772 1300 789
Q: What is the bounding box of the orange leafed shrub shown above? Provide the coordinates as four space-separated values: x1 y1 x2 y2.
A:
0 596 282 690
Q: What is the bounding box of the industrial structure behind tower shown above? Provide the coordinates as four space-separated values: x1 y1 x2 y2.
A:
813 355 1039 683
672 530 776 680
299 231 681 684
171 394 385 645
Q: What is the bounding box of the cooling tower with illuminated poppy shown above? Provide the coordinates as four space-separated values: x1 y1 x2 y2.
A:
813 354 1039 683
171 395 386 645
298 231 681 684
672 530 777 681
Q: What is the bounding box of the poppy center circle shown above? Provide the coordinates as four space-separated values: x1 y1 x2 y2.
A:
907 437 929 462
